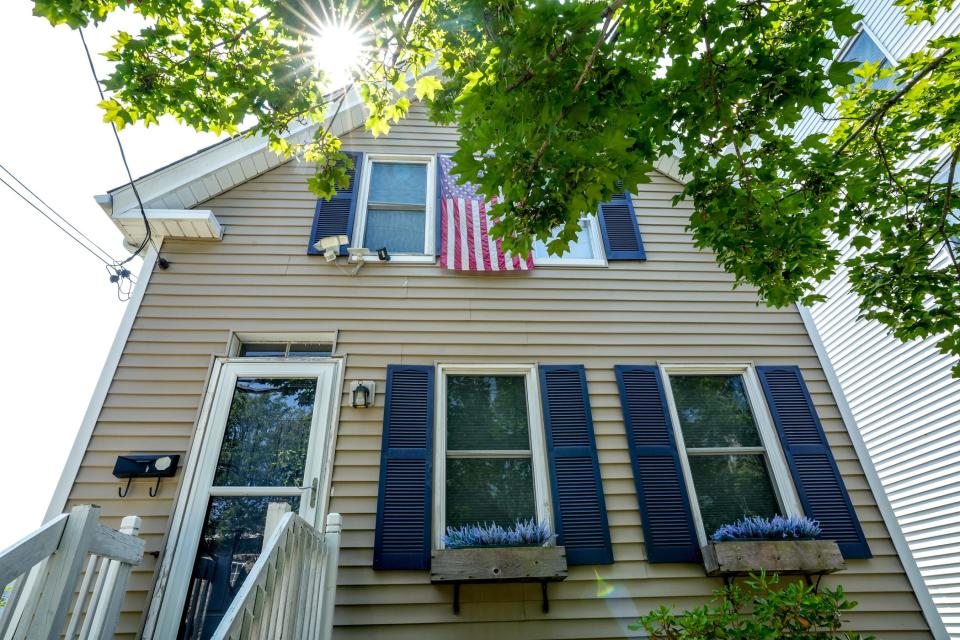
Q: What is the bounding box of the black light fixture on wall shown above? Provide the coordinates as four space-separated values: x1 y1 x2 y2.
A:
113 454 180 497
350 380 375 408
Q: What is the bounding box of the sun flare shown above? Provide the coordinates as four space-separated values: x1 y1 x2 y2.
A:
312 20 368 88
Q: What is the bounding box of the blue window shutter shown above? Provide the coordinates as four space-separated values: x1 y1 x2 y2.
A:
539 365 613 565
373 364 434 570
307 152 363 256
757 366 871 559
598 192 645 261
615 365 700 563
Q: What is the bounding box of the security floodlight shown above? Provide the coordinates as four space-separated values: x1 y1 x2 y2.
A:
314 234 349 252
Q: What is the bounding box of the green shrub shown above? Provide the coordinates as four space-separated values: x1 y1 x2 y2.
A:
632 572 874 640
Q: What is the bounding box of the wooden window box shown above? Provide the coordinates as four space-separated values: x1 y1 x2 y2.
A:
430 546 568 614
702 540 845 577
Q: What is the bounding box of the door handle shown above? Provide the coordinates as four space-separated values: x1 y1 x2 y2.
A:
299 477 319 508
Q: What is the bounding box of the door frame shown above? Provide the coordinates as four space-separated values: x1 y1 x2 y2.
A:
143 356 345 639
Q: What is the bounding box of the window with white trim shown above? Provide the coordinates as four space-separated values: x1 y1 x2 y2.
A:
433 364 552 547
660 364 802 543
533 215 607 266
353 155 435 261
840 30 895 90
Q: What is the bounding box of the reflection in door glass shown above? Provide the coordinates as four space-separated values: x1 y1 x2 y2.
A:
213 378 316 487
178 495 301 639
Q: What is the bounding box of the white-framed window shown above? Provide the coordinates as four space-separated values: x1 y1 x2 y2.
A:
659 363 802 545
433 364 553 548
533 215 607 267
838 27 896 90
352 154 436 263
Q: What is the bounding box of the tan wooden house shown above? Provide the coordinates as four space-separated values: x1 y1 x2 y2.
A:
28 98 948 639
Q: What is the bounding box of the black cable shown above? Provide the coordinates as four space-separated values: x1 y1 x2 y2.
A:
0 172 112 265
79 28 158 264
0 162 116 264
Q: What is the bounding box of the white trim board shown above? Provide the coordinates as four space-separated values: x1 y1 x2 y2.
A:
798 305 949 639
44 240 162 521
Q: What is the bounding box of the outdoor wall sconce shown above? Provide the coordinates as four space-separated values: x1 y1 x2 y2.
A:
350 381 376 408
113 454 180 498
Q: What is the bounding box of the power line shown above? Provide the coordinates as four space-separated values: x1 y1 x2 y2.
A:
0 163 115 264
0 171 112 266
78 28 159 264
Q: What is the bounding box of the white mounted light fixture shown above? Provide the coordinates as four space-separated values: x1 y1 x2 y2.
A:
347 247 370 274
314 234 350 262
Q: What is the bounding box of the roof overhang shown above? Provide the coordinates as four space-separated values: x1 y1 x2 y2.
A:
96 87 367 227
112 208 223 245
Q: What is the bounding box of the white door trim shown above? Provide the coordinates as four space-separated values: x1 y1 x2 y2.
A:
143 358 343 639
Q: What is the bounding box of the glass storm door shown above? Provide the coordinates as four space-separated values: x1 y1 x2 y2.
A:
161 361 339 640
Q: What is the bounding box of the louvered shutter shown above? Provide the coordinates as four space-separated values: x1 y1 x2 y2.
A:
598 192 645 260
615 365 700 563
757 366 871 559
373 365 434 570
539 365 613 565
307 152 363 256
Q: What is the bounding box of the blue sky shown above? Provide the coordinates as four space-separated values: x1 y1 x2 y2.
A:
0 1 224 548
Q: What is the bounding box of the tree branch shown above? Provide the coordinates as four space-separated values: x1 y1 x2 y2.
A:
573 0 624 92
834 48 951 157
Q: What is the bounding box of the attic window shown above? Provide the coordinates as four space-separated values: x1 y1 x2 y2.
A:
238 342 333 358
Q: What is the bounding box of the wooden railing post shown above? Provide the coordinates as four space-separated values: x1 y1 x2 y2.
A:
84 515 142 639
14 505 100 640
318 513 342 640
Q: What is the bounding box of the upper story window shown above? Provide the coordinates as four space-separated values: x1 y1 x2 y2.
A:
353 155 436 262
533 215 607 266
434 364 551 547
840 30 895 90
661 364 802 543
238 342 333 358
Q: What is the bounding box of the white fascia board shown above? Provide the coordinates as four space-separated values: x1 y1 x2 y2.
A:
112 209 223 244
798 304 950 639
102 87 365 216
45 241 163 521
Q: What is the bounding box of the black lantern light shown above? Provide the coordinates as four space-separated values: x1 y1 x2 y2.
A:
352 382 372 408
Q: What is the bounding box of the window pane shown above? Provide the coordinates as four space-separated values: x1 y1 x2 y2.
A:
533 218 597 260
447 375 529 450
841 32 894 89
238 343 286 357
213 378 316 487
446 458 535 529
363 209 425 253
368 162 426 205
179 496 300 640
671 375 762 448
689 455 780 536
287 343 333 357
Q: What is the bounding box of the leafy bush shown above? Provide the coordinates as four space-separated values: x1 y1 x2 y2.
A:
442 519 553 548
711 515 822 542
634 572 874 640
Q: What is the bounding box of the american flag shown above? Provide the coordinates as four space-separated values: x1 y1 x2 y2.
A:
439 156 534 272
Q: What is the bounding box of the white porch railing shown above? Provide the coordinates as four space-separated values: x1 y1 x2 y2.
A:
0 504 144 640
211 509 342 640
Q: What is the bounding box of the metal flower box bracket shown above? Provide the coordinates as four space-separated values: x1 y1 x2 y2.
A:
431 546 568 614
702 540 846 577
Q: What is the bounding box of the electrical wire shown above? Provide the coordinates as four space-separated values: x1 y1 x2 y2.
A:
0 169 139 300
78 28 160 263
0 163 115 264
0 171 112 266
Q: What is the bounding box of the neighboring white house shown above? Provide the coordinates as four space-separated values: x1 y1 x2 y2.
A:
798 3 960 637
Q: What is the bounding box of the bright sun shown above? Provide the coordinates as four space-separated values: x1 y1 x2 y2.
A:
312 21 368 88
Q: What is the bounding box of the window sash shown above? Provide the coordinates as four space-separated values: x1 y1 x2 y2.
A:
533 215 607 266
659 364 803 546
352 155 436 260
433 364 553 548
